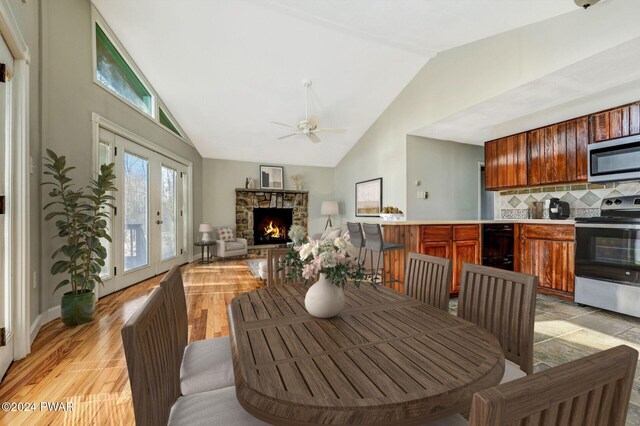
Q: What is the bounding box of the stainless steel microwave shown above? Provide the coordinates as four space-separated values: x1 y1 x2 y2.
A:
588 134 640 183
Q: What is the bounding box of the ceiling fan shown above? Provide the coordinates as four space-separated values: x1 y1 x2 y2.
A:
272 80 347 143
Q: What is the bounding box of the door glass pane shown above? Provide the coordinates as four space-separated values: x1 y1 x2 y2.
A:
98 141 112 278
161 166 177 260
124 152 149 271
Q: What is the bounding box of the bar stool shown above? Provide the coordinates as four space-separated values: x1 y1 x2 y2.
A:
362 223 406 288
346 222 365 263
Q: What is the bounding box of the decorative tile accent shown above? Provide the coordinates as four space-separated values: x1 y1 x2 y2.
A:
508 196 522 208
579 191 600 207
606 189 623 198
560 193 578 204
498 181 640 219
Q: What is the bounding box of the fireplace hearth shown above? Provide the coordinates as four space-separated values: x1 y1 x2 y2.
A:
253 208 293 245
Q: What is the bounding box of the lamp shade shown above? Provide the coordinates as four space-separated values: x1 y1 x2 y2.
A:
321 201 339 216
199 223 213 233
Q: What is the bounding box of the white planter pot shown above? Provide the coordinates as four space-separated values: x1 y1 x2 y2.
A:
304 273 345 318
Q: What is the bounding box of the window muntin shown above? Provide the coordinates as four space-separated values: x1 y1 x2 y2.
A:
95 24 153 116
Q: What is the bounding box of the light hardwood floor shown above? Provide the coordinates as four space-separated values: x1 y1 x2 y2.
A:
0 260 261 425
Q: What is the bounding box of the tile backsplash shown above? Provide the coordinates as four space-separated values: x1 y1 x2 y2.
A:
498 181 640 219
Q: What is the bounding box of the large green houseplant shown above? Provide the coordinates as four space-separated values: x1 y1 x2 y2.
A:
43 149 116 326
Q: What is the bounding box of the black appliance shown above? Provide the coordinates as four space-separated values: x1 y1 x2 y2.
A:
482 224 514 271
549 198 570 220
588 134 640 183
575 195 640 318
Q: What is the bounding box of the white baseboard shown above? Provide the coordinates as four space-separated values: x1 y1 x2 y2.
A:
29 305 61 344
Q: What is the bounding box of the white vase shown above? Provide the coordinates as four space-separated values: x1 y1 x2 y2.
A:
304 273 345 318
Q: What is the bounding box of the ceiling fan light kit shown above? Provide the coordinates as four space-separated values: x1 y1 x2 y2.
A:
574 0 600 9
272 80 347 143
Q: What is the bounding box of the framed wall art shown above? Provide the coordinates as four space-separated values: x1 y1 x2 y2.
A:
260 165 284 190
355 177 382 217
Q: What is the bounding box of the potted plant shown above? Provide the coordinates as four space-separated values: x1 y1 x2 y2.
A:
42 149 116 326
283 230 372 318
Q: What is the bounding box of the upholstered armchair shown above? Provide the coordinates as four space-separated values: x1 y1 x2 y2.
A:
213 227 248 259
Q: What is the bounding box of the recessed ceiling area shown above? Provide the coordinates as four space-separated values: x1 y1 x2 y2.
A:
91 0 576 166
412 36 640 144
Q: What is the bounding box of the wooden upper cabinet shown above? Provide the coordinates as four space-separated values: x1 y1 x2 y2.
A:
527 116 589 186
591 102 640 143
485 133 527 190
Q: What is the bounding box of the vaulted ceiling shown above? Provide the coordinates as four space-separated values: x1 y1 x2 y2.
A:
92 0 576 166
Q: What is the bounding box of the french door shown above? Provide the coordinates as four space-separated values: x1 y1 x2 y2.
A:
100 133 189 296
0 34 13 379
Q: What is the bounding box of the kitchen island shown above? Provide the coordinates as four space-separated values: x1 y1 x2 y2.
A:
380 220 576 301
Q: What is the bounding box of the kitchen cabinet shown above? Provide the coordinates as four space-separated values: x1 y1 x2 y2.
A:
485 133 527 190
528 116 589 186
516 224 575 300
591 102 640 143
420 225 480 294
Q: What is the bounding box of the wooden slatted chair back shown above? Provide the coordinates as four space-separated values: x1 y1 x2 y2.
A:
469 345 638 426
458 263 538 374
267 248 302 286
121 287 180 426
159 266 188 351
404 252 452 311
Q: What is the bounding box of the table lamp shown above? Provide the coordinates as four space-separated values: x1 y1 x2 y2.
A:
199 224 213 242
321 201 339 230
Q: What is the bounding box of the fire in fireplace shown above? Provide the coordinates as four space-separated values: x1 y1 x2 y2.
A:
253 208 293 245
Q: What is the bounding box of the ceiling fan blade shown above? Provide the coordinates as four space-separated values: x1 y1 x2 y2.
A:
307 132 321 144
271 121 297 129
313 128 347 134
278 133 299 140
308 114 320 129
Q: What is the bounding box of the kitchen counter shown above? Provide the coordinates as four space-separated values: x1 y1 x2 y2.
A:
379 219 575 225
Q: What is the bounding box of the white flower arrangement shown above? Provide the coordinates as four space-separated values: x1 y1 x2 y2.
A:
291 234 367 288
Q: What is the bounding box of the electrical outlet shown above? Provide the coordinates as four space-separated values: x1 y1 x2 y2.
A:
32 271 37 289
417 191 429 199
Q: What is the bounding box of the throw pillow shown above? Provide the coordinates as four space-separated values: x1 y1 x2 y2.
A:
321 226 341 240
217 228 235 242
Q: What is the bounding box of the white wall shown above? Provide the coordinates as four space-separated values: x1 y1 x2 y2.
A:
406 136 484 220
335 0 640 220
201 159 335 236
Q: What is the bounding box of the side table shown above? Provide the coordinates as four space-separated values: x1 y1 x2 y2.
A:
194 240 215 264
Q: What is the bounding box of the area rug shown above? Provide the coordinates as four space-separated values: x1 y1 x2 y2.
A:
246 258 265 279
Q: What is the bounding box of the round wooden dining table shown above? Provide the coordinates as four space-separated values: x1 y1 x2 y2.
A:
227 283 505 425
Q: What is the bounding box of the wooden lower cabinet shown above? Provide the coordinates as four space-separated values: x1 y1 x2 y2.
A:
452 240 480 294
420 225 481 295
516 224 575 300
419 241 451 259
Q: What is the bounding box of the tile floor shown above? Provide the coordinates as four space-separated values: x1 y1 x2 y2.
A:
450 295 640 425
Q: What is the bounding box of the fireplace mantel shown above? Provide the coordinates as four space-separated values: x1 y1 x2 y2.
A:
236 189 308 247
235 188 308 195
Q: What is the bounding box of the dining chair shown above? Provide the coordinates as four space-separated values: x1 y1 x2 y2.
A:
404 252 452 311
267 248 298 286
457 263 537 382
469 345 638 425
121 287 267 426
362 223 406 287
346 222 365 262
160 266 234 395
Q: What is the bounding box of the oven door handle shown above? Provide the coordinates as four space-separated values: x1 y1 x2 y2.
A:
575 223 640 230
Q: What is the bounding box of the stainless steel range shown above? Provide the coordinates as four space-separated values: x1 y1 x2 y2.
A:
575 195 640 318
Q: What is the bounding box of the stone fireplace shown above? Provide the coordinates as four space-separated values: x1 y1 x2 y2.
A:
235 188 308 253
